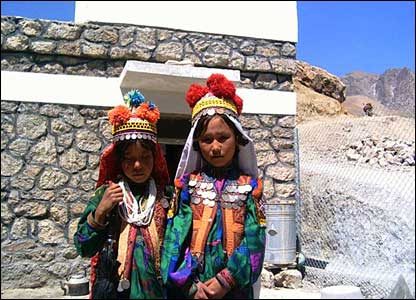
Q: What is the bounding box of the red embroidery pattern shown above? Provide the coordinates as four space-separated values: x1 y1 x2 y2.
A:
191 202 205 219
252 179 265 222
154 201 168 240
219 268 236 288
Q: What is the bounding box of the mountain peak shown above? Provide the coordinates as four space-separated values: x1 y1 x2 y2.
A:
341 67 415 117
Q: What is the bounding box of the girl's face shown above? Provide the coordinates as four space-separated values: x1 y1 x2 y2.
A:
198 115 237 168
121 142 154 184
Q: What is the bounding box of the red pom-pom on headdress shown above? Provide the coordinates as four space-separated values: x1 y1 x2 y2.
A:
233 95 243 115
206 73 236 100
108 105 131 127
185 73 243 116
186 84 209 108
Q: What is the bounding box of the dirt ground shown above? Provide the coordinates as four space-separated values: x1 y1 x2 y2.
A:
1 286 321 299
1 287 88 299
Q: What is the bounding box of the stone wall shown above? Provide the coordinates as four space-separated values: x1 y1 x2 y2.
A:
1 16 297 288
1 101 112 288
239 115 296 202
1 16 296 91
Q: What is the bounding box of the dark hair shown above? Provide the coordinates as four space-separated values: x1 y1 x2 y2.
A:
115 139 156 161
192 114 248 152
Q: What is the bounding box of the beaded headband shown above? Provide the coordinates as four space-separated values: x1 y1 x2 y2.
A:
191 96 238 120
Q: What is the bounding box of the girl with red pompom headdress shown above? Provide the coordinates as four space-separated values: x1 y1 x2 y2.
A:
74 89 171 299
161 74 266 299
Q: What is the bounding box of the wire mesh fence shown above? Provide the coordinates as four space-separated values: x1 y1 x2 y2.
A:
295 115 415 299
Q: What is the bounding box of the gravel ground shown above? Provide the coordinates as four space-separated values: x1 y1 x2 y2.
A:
1 287 88 299
260 287 320 299
297 115 415 168
1 286 321 299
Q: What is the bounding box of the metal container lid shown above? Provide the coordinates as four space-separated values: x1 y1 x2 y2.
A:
68 274 89 284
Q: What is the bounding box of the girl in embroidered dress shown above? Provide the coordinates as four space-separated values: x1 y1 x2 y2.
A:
74 90 171 299
161 74 266 299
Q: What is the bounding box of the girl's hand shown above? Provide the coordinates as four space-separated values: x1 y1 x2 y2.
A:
192 281 212 299
95 181 123 223
204 277 230 299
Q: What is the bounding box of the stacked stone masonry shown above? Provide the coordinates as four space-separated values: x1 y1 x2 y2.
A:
1 16 297 288
2 16 296 91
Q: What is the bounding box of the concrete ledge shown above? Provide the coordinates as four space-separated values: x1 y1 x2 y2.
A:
1 69 296 116
119 60 240 115
120 60 296 116
238 88 296 116
1 71 123 108
120 60 240 92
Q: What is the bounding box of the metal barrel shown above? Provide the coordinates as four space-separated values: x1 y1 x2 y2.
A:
264 201 297 265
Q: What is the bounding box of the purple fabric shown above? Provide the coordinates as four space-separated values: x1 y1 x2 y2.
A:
86 222 97 232
214 178 225 194
250 252 262 274
169 247 193 287
76 232 91 243
209 239 221 246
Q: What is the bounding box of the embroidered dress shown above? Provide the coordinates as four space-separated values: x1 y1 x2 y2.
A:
161 165 266 299
75 183 168 299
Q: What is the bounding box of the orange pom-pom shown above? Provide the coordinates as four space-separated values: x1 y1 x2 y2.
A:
134 103 148 119
134 102 160 123
146 107 160 123
207 73 236 100
108 105 131 127
186 84 209 108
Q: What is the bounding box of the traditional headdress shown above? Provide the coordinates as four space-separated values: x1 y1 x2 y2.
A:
97 89 169 189
186 73 243 123
109 90 159 143
176 73 258 179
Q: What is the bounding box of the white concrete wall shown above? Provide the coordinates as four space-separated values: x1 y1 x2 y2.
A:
1 70 296 116
74 1 298 42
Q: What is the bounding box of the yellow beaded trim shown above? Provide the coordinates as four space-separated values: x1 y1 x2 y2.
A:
112 119 157 135
191 97 237 119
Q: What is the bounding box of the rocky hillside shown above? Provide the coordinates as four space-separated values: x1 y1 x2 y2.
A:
341 68 415 117
295 60 346 103
341 95 397 117
294 60 347 122
340 71 379 97
294 79 346 123
294 62 414 119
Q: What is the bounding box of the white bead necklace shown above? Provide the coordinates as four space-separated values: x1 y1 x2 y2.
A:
118 178 156 226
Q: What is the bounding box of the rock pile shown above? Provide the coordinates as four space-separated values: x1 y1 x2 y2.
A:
345 136 415 167
261 268 303 289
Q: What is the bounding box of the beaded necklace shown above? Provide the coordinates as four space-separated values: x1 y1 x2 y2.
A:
118 179 156 226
